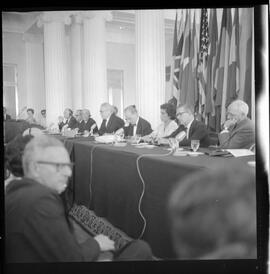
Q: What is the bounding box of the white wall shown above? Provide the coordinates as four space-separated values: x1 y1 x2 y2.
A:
25 39 46 117
107 42 136 111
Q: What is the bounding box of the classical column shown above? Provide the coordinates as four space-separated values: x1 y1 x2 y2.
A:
23 33 46 118
81 11 112 126
135 10 165 129
37 11 72 127
70 13 83 110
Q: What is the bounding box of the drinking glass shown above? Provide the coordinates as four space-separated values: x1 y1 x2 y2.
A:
191 140 200 152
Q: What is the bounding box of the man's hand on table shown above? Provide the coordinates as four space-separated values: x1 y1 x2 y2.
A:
94 234 115 252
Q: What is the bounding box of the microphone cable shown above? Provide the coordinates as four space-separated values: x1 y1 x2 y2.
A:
135 149 174 239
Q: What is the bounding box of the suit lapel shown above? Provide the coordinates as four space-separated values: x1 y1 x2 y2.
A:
136 118 142 135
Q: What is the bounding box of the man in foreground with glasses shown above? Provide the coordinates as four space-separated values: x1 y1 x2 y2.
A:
218 100 255 149
5 135 152 262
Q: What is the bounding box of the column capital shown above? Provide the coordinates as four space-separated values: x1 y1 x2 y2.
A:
37 11 73 28
79 10 113 22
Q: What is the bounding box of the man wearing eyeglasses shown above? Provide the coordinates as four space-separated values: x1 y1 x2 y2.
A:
98 103 124 136
218 100 255 149
5 135 152 262
161 104 211 147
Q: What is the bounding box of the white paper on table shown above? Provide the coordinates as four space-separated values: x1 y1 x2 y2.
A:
225 149 255 157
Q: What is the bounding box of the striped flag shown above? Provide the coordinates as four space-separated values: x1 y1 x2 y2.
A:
239 8 253 118
197 8 209 119
205 9 218 130
226 8 240 107
220 9 232 125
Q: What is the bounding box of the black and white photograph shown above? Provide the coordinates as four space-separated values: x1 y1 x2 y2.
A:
2 4 269 274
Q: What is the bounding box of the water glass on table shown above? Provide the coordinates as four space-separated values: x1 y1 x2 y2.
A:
191 139 200 152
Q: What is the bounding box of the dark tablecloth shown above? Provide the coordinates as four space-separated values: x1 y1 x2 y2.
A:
57 136 255 259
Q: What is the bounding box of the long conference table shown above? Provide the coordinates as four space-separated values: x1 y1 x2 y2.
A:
56 135 255 259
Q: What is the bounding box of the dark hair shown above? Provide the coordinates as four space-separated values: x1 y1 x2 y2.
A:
67 108 73 115
160 103 176 120
168 163 256 259
5 134 34 177
27 108 34 114
41 109 46 114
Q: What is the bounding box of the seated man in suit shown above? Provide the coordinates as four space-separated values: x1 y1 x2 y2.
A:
5 135 152 262
74 109 84 132
79 109 98 135
98 103 124 135
168 163 256 259
218 100 255 149
59 108 78 131
161 104 210 147
121 105 153 137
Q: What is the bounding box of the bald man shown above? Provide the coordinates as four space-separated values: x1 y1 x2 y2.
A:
218 100 255 149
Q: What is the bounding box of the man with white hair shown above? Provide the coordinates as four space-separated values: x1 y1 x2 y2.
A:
5 135 152 262
98 103 124 135
79 109 98 134
218 100 255 149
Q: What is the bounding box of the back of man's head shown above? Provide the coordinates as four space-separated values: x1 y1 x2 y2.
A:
228 100 249 120
168 163 256 259
22 135 64 177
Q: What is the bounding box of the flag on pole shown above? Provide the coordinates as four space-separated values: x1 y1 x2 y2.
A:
186 10 198 111
239 8 253 118
197 8 209 119
168 10 184 107
214 9 227 132
226 8 240 107
179 9 192 107
220 8 232 125
205 9 218 130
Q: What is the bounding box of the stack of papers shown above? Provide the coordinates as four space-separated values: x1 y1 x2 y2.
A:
225 149 255 157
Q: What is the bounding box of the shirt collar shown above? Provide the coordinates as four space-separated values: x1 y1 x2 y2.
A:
133 117 139 126
186 118 194 131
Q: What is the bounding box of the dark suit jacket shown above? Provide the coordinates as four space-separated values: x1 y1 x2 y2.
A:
79 118 98 134
5 178 100 262
98 114 124 135
218 118 255 149
59 116 78 131
124 117 153 137
168 119 211 147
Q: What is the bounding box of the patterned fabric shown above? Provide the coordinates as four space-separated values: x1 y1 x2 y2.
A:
69 205 133 250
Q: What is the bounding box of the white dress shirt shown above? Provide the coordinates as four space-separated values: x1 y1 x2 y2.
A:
185 118 194 139
132 117 140 136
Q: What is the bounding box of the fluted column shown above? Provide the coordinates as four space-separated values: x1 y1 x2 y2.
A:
135 10 165 129
23 33 46 116
37 11 72 127
81 11 112 126
70 13 83 110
